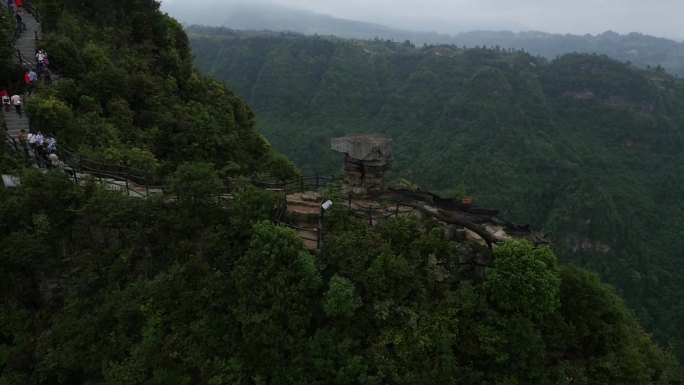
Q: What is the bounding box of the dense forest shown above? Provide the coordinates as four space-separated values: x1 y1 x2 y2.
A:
189 28 684 360
1 1 682 384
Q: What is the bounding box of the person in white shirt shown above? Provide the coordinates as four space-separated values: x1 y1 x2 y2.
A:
10 94 21 116
36 50 45 71
46 134 57 153
27 131 36 149
35 131 44 146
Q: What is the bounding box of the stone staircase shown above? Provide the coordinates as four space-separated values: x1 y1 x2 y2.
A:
4 9 39 143
14 11 41 69
3 105 29 141
285 192 323 252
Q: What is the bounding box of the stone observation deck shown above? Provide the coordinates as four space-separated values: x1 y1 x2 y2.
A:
284 133 549 258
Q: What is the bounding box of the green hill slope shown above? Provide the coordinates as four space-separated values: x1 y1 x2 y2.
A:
189 28 684 358
1 3 682 383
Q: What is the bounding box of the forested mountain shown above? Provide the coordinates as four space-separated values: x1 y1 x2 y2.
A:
1 1 683 383
17 1 297 180
169 2 684 76
453 30 684 76
189 28 684 360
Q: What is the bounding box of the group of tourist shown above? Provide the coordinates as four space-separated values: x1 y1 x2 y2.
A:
2 1 61 169
7 0 24 15
34 49 52 84
1 49 51 112
8 0 26 32
0 89 23 116
17 129 60 168
23 50 51 86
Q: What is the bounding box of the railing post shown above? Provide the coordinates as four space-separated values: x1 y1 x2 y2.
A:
16 49 22 65
317 213 322 250
145 171 149 196
125 170 130 194
317 227 321 250
395 202 399 216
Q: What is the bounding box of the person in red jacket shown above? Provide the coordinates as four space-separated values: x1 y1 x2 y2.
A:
15 0 23 15
24 70 30 86
0 89 9 112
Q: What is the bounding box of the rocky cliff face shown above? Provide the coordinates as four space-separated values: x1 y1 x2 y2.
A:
331 134 393 197
562 91 654 115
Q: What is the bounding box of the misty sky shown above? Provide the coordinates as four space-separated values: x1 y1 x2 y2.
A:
160 0 684 39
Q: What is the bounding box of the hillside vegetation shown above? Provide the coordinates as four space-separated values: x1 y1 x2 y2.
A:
2 172 681 383
19 0 297 180
189 28 684 359
0 2 682 383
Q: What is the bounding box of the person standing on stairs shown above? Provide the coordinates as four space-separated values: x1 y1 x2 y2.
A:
7 0 14 14
29 69 37 83
33 131 44 160
17 129 29 158
34 131 44 148
27 130 36 151
15 13 25 32
46 133 57 154
15 0 23 15
0 89 9 112
10 94 22 117
36 50 45 72
24 70 30 86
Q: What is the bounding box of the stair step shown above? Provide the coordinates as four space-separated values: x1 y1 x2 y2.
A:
294 228 321 252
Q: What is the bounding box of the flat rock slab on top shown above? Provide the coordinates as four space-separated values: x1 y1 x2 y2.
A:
331 134 393 164
331 134 394 196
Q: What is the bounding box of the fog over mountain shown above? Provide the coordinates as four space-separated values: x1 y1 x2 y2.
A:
160 0 684 40
164 1 684 76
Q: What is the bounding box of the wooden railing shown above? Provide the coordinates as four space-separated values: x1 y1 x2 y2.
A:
54 147 342 199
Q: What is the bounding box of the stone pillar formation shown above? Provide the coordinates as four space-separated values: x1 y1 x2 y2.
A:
331 134 393 196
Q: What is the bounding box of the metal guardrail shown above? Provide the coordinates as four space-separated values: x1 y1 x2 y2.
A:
55 145 341 196
57 147 160 186
61 166 167 197
16 49 36 70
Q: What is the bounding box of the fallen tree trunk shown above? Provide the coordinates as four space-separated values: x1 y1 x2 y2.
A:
401 202 499 247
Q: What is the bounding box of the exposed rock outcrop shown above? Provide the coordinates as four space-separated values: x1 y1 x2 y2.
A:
285 134 548 254
331 134 392 197
562 90 654 115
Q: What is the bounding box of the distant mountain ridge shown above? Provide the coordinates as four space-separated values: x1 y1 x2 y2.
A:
220 3 420 41
167 2 684 75
453 30 684 75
